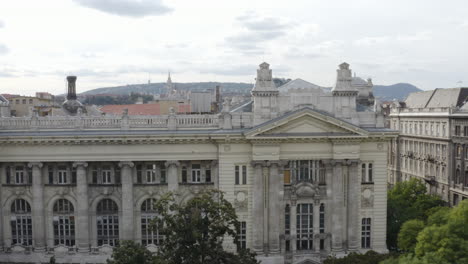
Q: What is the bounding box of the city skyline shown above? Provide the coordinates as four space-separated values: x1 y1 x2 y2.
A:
1 0 468 95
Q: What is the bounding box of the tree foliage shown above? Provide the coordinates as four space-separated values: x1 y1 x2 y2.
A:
152 189 259 264
107 240 161 264
323 250 395 264
397 219 425 252
387 178 445 251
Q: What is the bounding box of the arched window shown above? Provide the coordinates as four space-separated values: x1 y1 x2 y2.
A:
456 168 461 184
319 203 325 233
296 203 313 250
96 199 119 246
11 199 32 246
53 199 75 246
141 199 163 246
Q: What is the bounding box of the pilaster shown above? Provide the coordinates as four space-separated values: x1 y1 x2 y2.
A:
347 159 360 251
267 160 283 254
251 161 266 254
331 159 344 253
73 162 89 252
119 161 135 241
28 162 45 251
165 161 180 191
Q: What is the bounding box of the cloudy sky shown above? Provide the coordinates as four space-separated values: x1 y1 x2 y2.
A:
0 0 467 95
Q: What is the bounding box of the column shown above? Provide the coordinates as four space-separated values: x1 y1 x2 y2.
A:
211 161 218 188
347 160 360 251
331 160 344 253
165 161 180 191
313 199 320 252
119 161 134 241
290 200 297 253
73 162 89 252
251 161 265 254
28 162 45 251
268 161 282 254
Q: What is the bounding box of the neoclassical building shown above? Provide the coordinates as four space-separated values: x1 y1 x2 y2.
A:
388 88 468 204
0 62 395 264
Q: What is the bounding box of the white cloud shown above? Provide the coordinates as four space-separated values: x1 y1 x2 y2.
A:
0 44 9 55
0 20 4 28
72 0 172 17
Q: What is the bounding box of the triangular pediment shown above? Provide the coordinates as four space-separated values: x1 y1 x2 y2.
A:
245 107 368 139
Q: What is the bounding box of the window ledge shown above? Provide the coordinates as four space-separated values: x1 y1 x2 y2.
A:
2 184 32 187
179 182 214 185
45 184 76 187
134 183 168 186
361 182 374 185
88 184 121 187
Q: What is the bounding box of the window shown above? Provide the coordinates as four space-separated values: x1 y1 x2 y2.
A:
465 171 468 187
58 166 68 184
361 218 371 248
191 164 201 183
92 167 98 184
136 165 143 183
235 165 247 185
53 199 75 246
285 205 290 235
160 166 166 183
5 166 11 183
296 204 313 250
319 203 325 233
453 194 459 206
96 199 119 246
29 99 33 104
11 199 32 246
15 166 25 184
361 163 373 183
289 160 323 183
455 169 461 184
141 199 163 246
22 99 26 104
146 164 156 183
464 126 468 137
236 221 246 251
457 146 463 158
205 166 211 183
181 166 187 183
284 163 291 184
102 166 112 184
15 99 19 104
455 125 461 136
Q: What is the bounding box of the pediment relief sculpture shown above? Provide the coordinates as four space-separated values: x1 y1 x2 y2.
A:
293 182 320 198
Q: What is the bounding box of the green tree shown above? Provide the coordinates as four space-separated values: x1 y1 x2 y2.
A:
324 250 395 264
397 219 425 252
387 178 445 251
153 189 259 264
107 240 161 264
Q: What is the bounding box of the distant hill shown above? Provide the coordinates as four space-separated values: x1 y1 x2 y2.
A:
81 81 421 102
373 83 422 101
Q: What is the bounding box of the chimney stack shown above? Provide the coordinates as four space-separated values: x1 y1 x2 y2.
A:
66 76 77 100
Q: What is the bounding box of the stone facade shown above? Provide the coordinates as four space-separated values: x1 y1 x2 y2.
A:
0 63 395 264
388 88 468 205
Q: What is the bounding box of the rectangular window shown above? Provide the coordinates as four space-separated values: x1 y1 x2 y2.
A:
455 126 461 136
71 167 77 184
464 126 468 137
285 205 290 235
205 167 211 183
181 166 187 183
361 163 373 183
237 221 246 251
235 165 240 185
15 166 25 184
297 204 313 250
115 167 121 184
6 166 11 184
242 166 247 184
92 167 98 184
146 164 156 183
361 218 371 248
319 203 325 233
290 160 323 183
160 166 166 183
284 163 291 184
57 166 68 184
136 165 142 183
102 166 112 184
191 164 201 183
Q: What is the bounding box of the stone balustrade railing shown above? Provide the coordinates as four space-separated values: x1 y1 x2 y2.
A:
0 113 253 131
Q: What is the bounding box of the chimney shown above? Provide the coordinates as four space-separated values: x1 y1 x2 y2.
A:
66 76 77 100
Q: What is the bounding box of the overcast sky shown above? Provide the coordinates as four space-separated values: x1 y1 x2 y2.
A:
1 0 467 95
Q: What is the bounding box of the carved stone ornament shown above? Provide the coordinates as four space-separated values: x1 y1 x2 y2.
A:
294 182 320 198
234 191 248 211
361 186 374 208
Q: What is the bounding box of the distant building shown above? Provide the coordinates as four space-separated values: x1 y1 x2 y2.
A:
8 94 54 117
388 88 468 204
0 95 10 117
100 101 191 116
190 91 213 113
